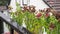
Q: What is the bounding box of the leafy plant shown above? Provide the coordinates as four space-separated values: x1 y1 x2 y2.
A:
10 2 60 34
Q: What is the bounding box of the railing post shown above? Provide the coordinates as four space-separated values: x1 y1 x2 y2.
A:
10 27 14 34
0 19 4 34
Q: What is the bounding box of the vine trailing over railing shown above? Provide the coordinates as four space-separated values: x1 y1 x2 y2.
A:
10 2 60 34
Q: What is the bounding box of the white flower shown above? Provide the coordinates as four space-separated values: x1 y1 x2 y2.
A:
49 12 53 16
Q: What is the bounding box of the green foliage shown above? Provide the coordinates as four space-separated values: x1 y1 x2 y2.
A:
10 3 24 26
10 2 60 34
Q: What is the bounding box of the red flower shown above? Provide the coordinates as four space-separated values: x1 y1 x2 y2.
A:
36 13 42 18
45 13 50 18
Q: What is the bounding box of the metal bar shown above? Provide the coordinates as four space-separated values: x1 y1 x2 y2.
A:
10 27 14 34
43 0 53 9
0 12 32 34
0 18 4 34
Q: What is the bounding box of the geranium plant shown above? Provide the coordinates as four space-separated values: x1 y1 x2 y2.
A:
10 2 60 34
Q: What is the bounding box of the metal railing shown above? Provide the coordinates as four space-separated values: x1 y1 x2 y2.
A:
0 11 32 34
43 0 53 9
